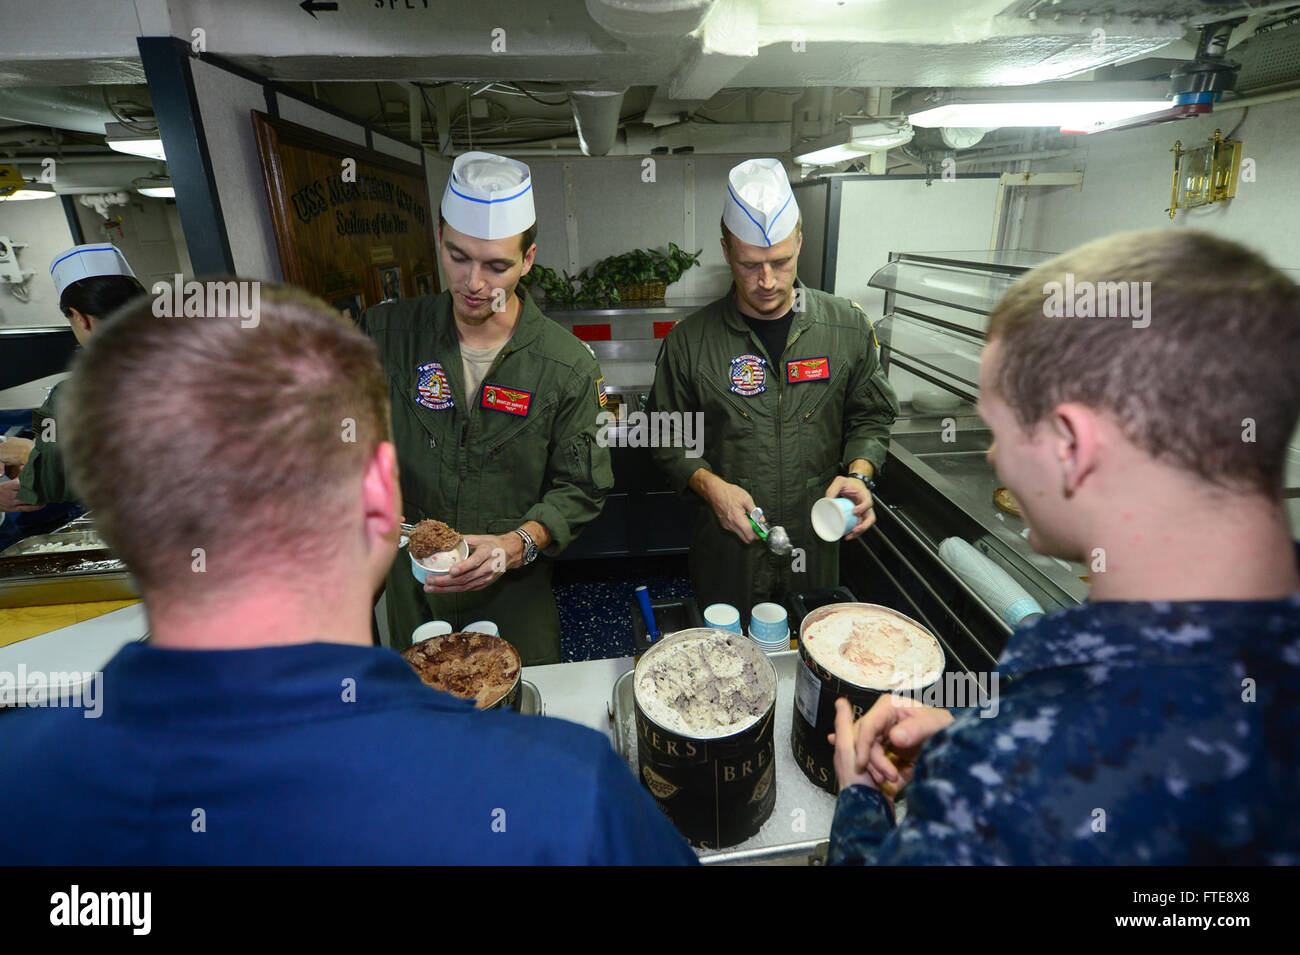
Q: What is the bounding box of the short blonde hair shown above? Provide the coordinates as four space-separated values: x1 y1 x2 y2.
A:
988 229 1300 497
63 282 392 595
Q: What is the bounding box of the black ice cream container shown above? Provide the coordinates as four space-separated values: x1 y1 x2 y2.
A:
791 603 945 794
633 628 778 849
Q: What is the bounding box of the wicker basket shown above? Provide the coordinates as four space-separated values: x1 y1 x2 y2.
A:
617 281 667 306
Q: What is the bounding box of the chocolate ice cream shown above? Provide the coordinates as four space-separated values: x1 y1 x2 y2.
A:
408 519 462 560
402 632 520 708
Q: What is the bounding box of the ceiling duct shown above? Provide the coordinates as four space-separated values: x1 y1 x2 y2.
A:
584 0 716 48
568 89 628 156
0 87 117 135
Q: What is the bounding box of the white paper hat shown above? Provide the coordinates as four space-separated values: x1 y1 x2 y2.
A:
440 151 536 241
723 158 799 248
49 244 136 298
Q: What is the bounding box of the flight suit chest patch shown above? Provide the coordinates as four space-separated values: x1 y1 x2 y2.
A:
787 357 830 383
729 353 767 396
414 361 454 410
481 383 533 417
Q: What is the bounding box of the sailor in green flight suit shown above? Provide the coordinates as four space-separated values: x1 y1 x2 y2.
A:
0 244 145 515
648 158 899 628
361 151 612 664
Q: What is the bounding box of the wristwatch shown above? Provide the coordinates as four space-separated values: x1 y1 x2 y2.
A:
846 471 878 493
514 527 539 565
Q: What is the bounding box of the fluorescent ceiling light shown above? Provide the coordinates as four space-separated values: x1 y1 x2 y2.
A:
0 183 56 201
910 101 1169 129
795 121 914 166
133 175 175 199
105 121 166 161
908 81 1170 132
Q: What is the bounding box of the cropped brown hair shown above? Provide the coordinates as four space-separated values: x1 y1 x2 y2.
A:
987 229 1300 496
62 281 392 595
438 213 536 256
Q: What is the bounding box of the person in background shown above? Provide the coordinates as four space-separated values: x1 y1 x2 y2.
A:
828 228 1300 865
0 244 145 516
361 151 612 663
648 158 898 627
0 281 697 865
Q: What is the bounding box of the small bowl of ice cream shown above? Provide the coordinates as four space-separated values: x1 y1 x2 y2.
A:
407 519 469 583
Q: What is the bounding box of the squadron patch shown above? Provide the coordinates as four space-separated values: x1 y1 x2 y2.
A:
414 361 454 410
729 354 767 396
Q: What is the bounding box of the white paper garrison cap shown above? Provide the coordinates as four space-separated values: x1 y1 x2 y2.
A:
440 151 536 241
49 244 136 298
723 158 799 248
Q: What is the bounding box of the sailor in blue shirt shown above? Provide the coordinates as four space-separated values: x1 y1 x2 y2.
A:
0 282 696 866
827 229 1300 865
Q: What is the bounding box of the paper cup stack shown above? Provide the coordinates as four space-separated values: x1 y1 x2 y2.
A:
747 601 790 654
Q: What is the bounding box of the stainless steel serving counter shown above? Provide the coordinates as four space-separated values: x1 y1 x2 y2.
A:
887 411 1091 609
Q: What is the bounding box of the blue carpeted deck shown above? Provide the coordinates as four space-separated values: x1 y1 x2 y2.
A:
553 555 693 662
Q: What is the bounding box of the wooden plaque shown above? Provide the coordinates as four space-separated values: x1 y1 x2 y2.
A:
252 111 439 312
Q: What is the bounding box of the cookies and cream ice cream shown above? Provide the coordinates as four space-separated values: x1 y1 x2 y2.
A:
802 605 943 690
635 631 775 739
408 519 463 571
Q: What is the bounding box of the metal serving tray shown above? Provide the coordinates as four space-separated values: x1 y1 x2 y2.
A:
0 520 136 609
611 649 833 866
517 680 541 716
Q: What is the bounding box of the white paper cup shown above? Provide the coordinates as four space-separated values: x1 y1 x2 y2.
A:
409 538 471 583
464 620 499 637
703 603 742 633
812 497 857 542
748 602 788 641
411 620 453 644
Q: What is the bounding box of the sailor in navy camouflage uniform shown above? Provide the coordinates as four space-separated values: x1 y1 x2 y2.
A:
828 229 1300 865
828 586 1300 864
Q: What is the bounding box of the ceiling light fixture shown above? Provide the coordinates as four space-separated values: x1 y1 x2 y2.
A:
794 120 914 166
0 182 57 201
105 121 166 161
132 175 175 199
908 81 1170 134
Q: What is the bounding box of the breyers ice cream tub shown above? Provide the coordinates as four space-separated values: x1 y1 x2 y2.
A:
791 603 945 794
633 628 778 848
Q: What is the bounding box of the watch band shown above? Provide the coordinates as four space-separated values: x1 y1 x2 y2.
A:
846 471 877 493
514 527 538 565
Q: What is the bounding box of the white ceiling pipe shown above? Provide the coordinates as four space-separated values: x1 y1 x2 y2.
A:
0 87 120 135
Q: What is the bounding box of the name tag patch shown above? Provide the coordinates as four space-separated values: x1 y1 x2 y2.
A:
730 354 767 396
787 357 830 383
482 384 532 417
414 361 454 410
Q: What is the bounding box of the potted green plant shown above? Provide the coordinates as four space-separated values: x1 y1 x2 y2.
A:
522 244 701 309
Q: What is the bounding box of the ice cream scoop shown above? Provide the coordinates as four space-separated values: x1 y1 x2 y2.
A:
747 507 792 555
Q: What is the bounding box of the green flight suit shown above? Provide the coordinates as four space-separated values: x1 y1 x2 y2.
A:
16 381 74 506
647 282 899 625
361 291 613 664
